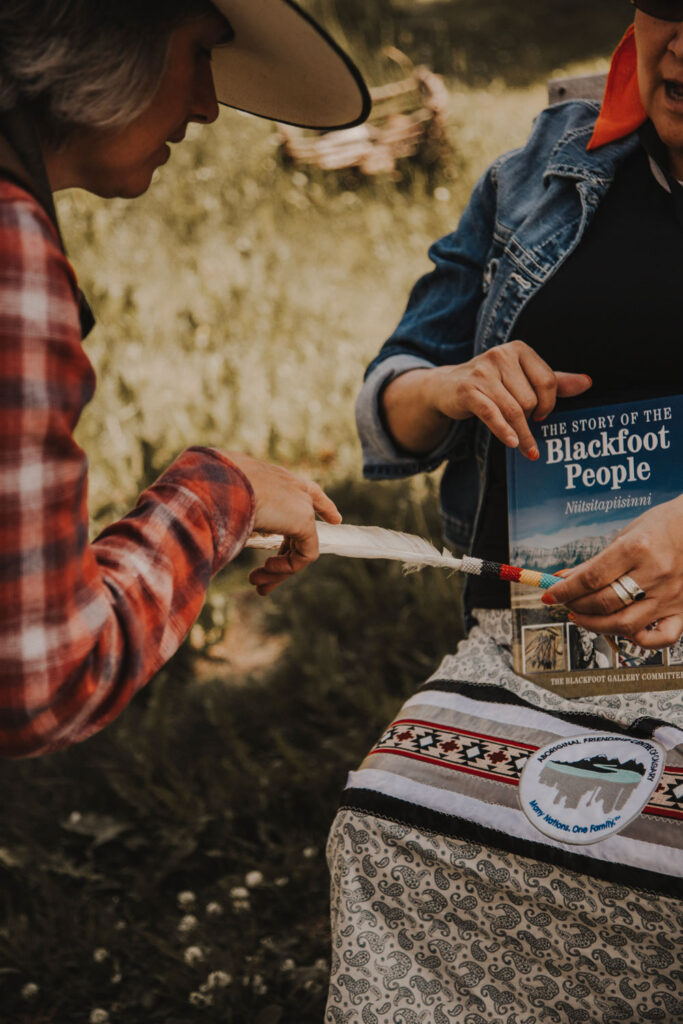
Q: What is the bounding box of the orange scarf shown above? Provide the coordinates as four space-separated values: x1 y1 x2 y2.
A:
587 24 647 150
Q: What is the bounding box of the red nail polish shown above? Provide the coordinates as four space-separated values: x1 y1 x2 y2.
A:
541 594 555 606
568 613 577 621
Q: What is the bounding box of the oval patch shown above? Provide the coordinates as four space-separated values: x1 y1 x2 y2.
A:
519 732 665 845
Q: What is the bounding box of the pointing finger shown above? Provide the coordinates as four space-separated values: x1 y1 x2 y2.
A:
554 372 593 400
308 482 342 524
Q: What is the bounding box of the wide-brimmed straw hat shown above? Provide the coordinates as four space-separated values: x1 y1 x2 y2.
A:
209 0 371 130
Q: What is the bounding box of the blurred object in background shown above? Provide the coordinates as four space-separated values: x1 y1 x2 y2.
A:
278 47 450 180
306 0 629 86
547 72 607 105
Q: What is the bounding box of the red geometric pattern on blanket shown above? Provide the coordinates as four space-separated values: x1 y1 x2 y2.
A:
369 717 683 821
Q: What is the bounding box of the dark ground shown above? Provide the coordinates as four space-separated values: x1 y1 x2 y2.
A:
0 480 462 1023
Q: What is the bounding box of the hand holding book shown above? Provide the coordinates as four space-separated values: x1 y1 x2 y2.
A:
507 392 683 696
543 494 683 649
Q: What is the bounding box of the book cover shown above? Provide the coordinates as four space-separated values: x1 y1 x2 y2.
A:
507 394 683 699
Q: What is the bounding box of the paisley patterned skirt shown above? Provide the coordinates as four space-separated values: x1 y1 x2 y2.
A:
325 611 683 1024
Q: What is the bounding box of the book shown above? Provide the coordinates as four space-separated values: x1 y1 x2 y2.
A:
506 393 683 699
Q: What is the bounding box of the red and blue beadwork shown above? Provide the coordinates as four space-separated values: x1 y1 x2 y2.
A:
461 555 557 590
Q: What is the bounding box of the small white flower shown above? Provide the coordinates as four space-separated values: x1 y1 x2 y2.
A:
206 970 232 989
230 885 250 911
292 171 308 188
252 973 267 994
303 978 316 991
21 982 39 1001
205 901 223 916
93 948 109 964
177 890 196 910
68 811 82 825
177 914 199 935
89 1010 110 1024
434 186 451 203
245 870 263 889
189 991 213 1007
114 920 127 932
184 946 205 966
314 958 328 972
111 973 122 985
281 958 296 972
274 876 289 887
302 846 318 860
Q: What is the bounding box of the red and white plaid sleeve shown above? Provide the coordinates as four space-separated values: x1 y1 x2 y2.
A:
0 183 255 757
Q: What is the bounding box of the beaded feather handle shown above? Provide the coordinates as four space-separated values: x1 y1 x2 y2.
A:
246 522 558 590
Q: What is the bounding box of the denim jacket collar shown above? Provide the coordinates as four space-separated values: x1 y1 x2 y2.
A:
544 115 639 189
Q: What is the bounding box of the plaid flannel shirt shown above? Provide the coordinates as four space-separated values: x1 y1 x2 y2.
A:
0 182 255 757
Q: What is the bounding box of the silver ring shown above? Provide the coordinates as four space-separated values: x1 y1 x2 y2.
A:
610 579 633 606
617 574 646 602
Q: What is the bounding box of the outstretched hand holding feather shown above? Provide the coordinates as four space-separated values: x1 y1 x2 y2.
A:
246 523 559 590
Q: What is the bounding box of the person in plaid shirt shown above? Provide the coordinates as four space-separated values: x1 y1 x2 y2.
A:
0 0 369 757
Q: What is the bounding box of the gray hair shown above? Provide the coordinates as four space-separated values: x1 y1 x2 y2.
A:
0 0 217 147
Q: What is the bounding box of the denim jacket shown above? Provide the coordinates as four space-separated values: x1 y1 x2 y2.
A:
356 100 639 552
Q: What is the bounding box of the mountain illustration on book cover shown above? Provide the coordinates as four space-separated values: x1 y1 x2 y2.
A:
506 393 683 699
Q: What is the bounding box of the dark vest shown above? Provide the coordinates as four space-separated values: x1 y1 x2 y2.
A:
0 106 94 339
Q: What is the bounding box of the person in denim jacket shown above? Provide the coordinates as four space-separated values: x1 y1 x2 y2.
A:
357 11 683 650
326 9 683 1023
356 98 599 559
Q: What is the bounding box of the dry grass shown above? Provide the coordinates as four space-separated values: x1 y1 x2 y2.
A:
60 60 607 533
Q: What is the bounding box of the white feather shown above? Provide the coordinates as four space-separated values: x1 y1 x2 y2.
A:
246 522 463 572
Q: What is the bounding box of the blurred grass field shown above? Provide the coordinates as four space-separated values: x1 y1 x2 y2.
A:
67 73 557 529
0 41 615 1024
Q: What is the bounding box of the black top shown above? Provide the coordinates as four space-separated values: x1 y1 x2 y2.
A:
467 142 683 609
